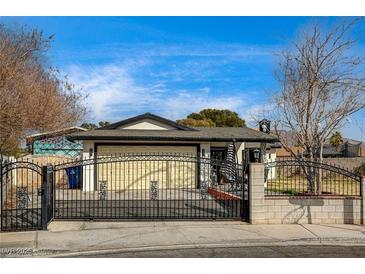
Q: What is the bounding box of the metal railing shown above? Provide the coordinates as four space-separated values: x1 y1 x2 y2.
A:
52 153 246 220
0 159 43 231
1 153 249 231
264 159 362 197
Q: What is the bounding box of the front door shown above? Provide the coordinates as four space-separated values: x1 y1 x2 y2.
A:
210 148 227 184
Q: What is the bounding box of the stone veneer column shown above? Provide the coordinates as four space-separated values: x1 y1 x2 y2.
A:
249 163 266 224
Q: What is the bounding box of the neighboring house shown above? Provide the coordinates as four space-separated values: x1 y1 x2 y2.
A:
67 113 277 191
361 146 365 157
26 127 87 158
275 146 303 158
340 138 365 157
274 132 365 159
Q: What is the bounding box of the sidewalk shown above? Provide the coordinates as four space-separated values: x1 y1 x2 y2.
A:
1 221 365 257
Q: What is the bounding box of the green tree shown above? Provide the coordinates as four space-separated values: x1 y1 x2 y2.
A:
80 122 97 130
80 121 110 130
176 118 215 127
329 131 344 148
98 121 111 128
177 109 245 127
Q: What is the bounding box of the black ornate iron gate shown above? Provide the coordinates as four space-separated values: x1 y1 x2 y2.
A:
53 154 249 220
1 154 249 232
0 160 53 231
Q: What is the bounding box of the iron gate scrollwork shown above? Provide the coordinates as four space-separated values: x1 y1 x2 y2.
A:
52 153 248 221
16 187 29 209
1 160 44 231
1 153 250 232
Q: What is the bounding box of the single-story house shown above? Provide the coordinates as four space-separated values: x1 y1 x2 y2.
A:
67 113 278 191
274 131 365 159
26 126 87 158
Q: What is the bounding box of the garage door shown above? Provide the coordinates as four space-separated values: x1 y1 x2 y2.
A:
97 145 197 190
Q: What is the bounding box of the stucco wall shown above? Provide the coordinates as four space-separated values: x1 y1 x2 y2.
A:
118 119 175 130
80 140 245 191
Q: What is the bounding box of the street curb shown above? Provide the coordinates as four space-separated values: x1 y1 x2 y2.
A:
0 241 34 248
33 238 365 258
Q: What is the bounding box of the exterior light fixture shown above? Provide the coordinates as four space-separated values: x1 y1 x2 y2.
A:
253 149 261 163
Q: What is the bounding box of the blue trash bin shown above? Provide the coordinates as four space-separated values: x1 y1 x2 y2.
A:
66 166 81 189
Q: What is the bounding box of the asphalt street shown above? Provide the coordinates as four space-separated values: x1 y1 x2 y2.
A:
71 245 365 258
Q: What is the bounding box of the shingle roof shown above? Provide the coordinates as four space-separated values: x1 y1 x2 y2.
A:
67 126 278 142
98 112 195 131
322 145 343 156
26 126 87 145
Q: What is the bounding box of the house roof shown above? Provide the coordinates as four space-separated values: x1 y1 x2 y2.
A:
322 145 343 156
68 126 278 142
67 113 278 142
98 112 196 131
26 126 87 145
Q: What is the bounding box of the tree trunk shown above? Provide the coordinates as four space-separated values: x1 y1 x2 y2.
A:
317 142 324 195
307 148 315 193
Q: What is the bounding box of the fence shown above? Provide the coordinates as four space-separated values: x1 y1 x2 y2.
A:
1 153 249 231
3 154 362 231
264 159 362 197
52 153 247 220
0 160 44 231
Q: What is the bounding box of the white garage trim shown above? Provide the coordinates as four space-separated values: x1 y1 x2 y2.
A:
95 144 199 190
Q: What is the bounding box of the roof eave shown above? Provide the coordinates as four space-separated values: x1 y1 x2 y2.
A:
67 135 278 143
98 113 197 131
26 127 88 145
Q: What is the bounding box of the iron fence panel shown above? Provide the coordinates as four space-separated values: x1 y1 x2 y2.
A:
264 159 362 197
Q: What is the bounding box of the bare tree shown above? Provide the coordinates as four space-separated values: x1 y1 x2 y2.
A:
272 18 365 192
0 24 87 155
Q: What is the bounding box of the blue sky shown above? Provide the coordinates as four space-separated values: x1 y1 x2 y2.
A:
1 17 364 140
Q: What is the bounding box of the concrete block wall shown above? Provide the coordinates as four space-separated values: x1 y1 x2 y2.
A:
249 163 266 224
264 197 362 224
249 163 365 225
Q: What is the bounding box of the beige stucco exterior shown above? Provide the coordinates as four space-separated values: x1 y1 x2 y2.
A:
97 145 197 190
81 139 246 192
80 120 255 192
117 118 176 130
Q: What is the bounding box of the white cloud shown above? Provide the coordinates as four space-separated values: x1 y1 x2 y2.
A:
162 90 245 120
66 63 251 122
57 42 277 62
68 63 155 120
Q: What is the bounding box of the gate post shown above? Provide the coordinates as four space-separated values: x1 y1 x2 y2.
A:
361 176 365 225
241 163 250 221
248 163 266 224
0 159 3 232
41 165 54 230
